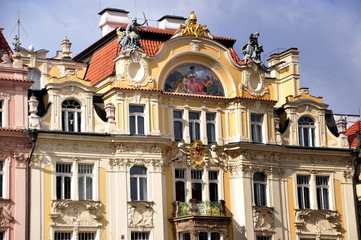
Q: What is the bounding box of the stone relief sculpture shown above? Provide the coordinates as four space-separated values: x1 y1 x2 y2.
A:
128 202 154 227
170 143 189 163
117 13 148 53
241 32 267 69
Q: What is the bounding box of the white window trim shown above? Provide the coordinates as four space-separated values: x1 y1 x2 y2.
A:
52 160 99 201
0 92 10 128
297 116 317 147
293 172 335 211
171 165 223 202
50 227 101 240
61 99 83 132
172 109 185 142
250 113 265 143
128 165 149 202
128 104 147 135
0 157 9 199
252 172 268 207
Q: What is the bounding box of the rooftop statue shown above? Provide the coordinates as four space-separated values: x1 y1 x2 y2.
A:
180 11 213 38
117 14 148 53
241 32 266 68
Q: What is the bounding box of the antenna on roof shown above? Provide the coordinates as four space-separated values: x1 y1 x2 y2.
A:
9 10 28 51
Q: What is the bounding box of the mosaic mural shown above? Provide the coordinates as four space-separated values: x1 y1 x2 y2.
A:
164 64 224 96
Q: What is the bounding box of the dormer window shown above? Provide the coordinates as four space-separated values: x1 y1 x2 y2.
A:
62 99 81 132
298 116 315 147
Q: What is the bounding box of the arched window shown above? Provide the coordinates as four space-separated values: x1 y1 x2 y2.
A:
298 117 315 147
253 172 267 207
62 100 81 132
130 166 147 201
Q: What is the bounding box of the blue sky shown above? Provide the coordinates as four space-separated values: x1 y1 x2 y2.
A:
1 0 361 115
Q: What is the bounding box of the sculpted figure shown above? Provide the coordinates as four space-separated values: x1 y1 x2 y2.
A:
170 143 189 163
241 32 266 68
117 16 148 53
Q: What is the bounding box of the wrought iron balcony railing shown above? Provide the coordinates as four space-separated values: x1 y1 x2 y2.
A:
172 199 226 218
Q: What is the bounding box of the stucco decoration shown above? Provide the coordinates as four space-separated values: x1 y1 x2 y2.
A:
295 210 341 235
50 200 102 226
165 64 224 96
128 202 154 227
13 153 28 167
169 142 229 170
240 64 269 97
0 200 13 227
253 206 274 231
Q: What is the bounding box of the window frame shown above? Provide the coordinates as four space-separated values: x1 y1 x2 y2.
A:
316 176 330 210
130 166 148 201
298 116 316 147
251 113 264 143
78 164 94 201
129 105 145 135
173 110 184 142
56 163 73 200
131 231 150 240
206 112 216 144
189 111 201 142
61 99 82 132
253 172 267 207
0 92 10 128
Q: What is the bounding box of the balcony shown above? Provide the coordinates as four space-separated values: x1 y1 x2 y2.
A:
171 200 230 240
172 199 227 218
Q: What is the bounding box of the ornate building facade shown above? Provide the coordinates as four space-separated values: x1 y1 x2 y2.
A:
0 28 33 240
24 9 359 240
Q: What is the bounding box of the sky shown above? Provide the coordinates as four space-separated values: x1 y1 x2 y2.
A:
1 0 361 115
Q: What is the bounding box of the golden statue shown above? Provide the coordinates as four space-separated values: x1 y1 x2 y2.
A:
180 11 212 38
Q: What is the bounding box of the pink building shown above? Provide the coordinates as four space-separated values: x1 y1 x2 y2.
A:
0 28 32 240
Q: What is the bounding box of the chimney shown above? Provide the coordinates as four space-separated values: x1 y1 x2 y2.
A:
98 8 129 36
158 15 186 30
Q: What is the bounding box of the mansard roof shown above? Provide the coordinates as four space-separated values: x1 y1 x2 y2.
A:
75 24 242 85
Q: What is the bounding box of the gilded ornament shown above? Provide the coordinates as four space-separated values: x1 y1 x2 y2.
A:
189 140 206 168
180 11 212 38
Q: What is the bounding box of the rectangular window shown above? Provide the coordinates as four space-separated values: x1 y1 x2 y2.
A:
206 113 216 144
316 176 329 210
189 112 200 142
191 170 203 201
0 161 3 198
131 232 149 240
256 237 270 240
56 164 72 200
198 232 221 240
54 232 72 240
209 171 219 202
78 164 94 200
129 106 144 135
0 101 3 127
78 232 95 240
180 232 191 240
130 166 147 201
175 169 186 202
174 110 184 141
297 175 310 209
251 114 263 143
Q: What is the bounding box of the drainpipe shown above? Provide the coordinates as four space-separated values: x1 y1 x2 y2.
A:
352 148 361 237
26 129 38 240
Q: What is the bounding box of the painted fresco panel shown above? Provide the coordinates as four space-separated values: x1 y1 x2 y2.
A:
165 64 224 96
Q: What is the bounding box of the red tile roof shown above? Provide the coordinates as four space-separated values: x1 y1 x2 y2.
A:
0 77 33 83
83 25 242 85
345 120 361 148
86 38 120 85
0 31 13 61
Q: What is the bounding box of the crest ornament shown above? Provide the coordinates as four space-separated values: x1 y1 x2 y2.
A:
189 140 206 168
